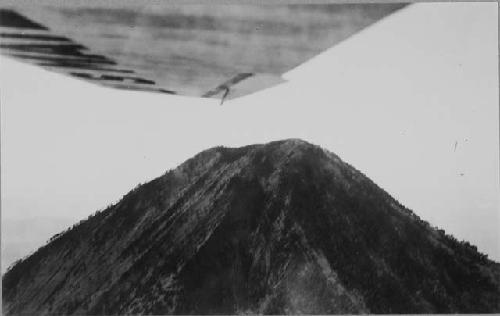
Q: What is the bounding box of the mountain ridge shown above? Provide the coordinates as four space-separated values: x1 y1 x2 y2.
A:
3 139 500 314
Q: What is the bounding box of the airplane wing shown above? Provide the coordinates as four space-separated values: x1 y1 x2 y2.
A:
0 2 408 100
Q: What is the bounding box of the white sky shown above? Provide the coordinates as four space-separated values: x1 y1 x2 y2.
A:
1 2 499 271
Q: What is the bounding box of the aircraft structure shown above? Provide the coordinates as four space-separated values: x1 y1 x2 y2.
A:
0 2 408 101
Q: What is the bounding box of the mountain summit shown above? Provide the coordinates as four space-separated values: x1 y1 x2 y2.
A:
3 139 500 314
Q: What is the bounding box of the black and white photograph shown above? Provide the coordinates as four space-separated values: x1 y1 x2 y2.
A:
0 1 499 314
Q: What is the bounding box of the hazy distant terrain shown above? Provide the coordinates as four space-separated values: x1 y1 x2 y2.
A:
2 217 76 273
3 139 500 314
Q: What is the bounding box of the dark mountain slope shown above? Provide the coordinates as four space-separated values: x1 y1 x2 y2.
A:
3 139 500 314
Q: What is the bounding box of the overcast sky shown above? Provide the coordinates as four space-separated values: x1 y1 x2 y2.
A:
1 2 498 271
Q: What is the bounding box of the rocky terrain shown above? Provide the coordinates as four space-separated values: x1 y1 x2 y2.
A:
3 139 500 314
